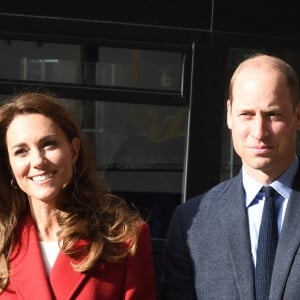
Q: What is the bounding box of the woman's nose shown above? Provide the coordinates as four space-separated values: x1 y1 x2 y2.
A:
31 150 46 167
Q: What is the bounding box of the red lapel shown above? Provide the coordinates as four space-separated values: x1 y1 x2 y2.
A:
9 213 54 300
9 213 87 300
50 249 87 299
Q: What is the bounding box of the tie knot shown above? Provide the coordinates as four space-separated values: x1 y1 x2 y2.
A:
262 186 276 200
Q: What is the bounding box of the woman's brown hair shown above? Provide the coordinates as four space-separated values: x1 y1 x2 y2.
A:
0 92 141 291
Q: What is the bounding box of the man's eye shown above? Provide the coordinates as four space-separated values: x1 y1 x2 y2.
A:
239 112 251 117
266 112 284 120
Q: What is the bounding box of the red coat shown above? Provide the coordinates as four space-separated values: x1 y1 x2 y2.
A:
1 214 156 299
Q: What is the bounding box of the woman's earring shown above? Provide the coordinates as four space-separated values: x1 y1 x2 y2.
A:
10 178 18 190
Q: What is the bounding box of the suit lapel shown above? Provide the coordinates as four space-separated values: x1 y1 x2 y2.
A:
218 174 255 299
270 169 300 298
9 214 54 300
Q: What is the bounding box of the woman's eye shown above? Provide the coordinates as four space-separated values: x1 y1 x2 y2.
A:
44 140 57 149
14 149 26 156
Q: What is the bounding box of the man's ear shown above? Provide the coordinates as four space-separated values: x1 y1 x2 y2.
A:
295 102 300 129
226 99 232 130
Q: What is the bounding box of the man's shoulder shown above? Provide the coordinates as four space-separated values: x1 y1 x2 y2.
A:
168 177 238 231
178 177 238 214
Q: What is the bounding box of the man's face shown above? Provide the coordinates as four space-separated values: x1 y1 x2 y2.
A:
227 64 300 183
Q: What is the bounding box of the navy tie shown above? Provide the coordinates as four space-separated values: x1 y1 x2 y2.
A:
255 186 278 300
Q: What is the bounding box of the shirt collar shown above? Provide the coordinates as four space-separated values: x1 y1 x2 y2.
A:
243 155 298 208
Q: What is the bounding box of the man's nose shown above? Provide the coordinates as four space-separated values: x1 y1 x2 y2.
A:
251 116 269 140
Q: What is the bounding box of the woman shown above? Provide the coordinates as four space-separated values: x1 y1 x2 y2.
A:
0 92 156 299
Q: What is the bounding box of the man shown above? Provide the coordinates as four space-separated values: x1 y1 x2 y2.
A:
160 54 300 299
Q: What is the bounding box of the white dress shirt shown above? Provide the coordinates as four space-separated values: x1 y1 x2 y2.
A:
243 156 298 266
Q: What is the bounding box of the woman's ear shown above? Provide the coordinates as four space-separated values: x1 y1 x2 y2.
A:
71 137 80 164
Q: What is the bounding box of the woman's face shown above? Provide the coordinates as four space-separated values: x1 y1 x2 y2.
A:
6 113 80 205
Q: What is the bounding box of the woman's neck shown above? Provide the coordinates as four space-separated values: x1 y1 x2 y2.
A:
28 199 60 241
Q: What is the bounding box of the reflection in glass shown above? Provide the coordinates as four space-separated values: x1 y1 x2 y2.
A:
20 58 79 83
59 97 188 238
0 40 81 84
96 47 183 91
0 40 185 93
60 98 188 193
96 102 187 172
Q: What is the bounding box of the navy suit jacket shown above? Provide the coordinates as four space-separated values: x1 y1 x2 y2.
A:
160 169 300 299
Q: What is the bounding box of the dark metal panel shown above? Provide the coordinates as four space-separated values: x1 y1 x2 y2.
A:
0 79 187 106
185 40 226 199
0 13 208 45
214 0 300 38
0 0 213 30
